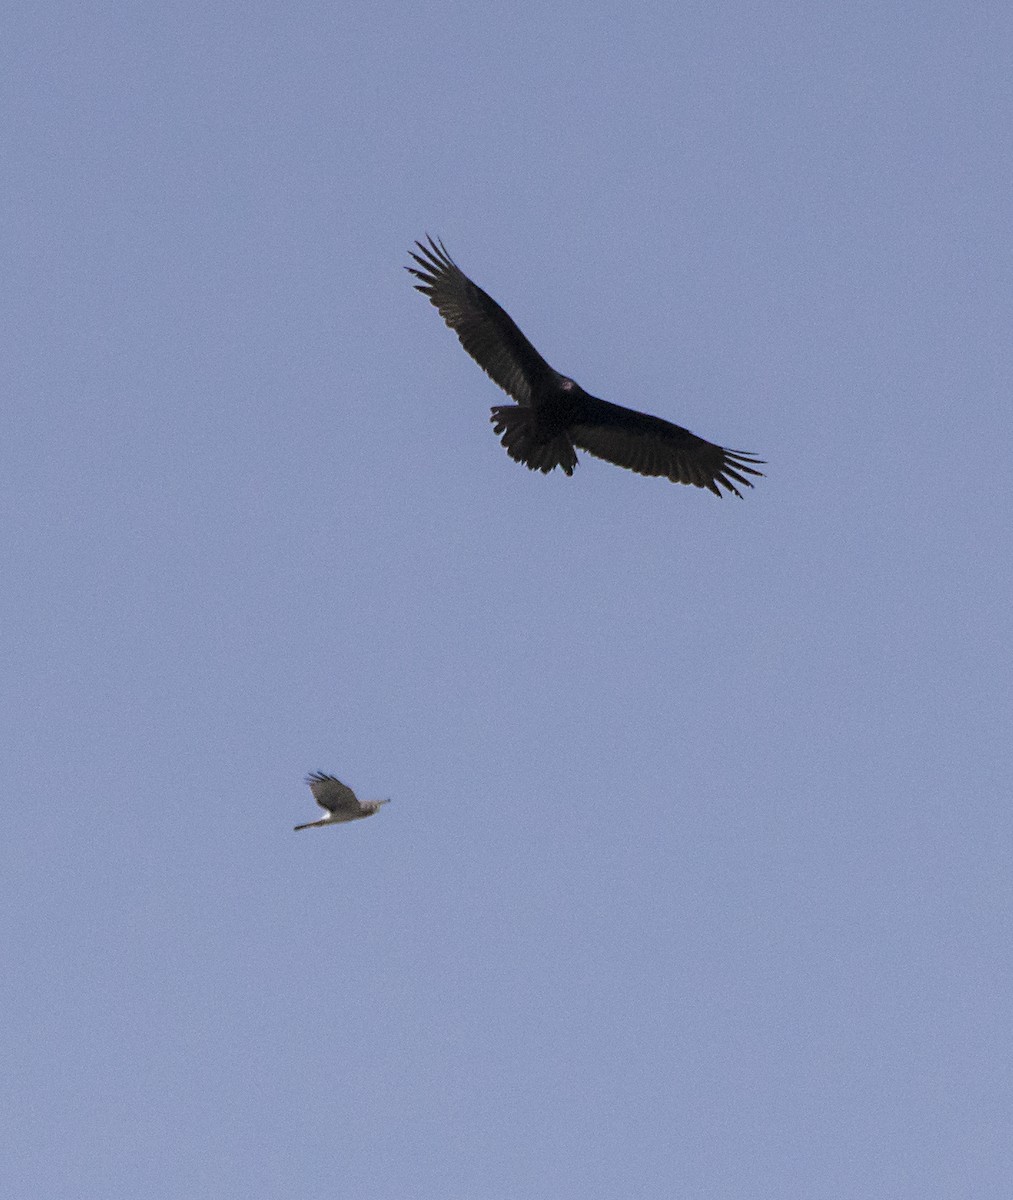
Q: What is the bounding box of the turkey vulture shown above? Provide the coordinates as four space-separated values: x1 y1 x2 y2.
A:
407 236 764 497
294 772 390 831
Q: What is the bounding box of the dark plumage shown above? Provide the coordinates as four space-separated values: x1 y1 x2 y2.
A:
407 236 764 497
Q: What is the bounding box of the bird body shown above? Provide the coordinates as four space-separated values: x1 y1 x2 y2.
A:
294 772 389 831
408 236 763 497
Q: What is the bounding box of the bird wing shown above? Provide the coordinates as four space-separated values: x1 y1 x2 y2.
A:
407 237 554 406
306 772 361 816
568 395 764 498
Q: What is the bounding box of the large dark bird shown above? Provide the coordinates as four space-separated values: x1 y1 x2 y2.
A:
407 236 763 497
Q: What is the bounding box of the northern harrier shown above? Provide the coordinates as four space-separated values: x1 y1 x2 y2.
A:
294 772 390 831
407 236 764 497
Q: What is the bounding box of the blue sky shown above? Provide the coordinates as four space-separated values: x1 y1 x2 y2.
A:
4 1 1012 1196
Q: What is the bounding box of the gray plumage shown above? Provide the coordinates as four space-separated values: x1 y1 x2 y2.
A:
294 772 390 831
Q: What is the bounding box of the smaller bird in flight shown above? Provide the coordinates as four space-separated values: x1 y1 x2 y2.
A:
294 772 390 831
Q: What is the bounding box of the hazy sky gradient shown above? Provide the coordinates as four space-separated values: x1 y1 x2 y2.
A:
5 1 1013 1196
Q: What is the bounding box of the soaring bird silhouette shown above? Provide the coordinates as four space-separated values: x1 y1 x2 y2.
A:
408 237 763 497
294 772 390 831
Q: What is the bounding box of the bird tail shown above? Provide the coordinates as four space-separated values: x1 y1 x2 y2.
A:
490 406 578 476
293 819 327 831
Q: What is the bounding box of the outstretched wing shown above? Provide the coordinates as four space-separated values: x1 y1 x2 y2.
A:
569 395 764 498
306 772 361 816
407 236 554 405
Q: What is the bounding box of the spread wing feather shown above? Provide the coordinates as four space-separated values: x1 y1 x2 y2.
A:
407 236 553 406
306 772 361 816
569 396 764 498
